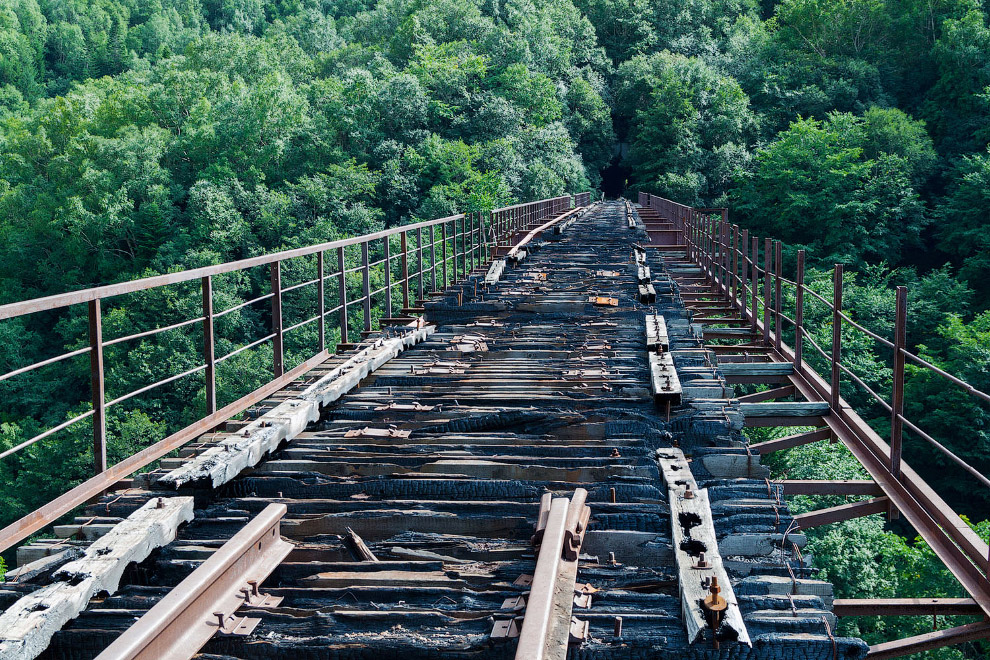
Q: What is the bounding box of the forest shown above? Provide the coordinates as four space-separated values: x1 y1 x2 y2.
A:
0 0 989 655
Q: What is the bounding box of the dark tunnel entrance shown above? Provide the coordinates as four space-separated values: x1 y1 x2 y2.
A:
600 160 631 199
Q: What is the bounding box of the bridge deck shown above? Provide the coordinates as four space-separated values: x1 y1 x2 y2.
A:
2 202 866 660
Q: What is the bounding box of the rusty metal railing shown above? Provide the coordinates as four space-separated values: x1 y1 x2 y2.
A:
0 193 585 553
638 191 990 622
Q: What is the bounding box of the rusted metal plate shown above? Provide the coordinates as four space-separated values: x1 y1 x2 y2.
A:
344 427 411 439
588 296 618 307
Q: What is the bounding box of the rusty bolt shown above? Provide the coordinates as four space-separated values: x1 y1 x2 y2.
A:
608 551 617 566
214 612 226 628
156 497 164 509
247 580 259 596
613 616 623 638
684 487 695 500
693 552 712 570
241 588 251 603
609 487 616 503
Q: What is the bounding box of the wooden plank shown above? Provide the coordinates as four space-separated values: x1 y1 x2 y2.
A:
158 326 434 489
648 351 681 405
719 362 794 376
657 448 750 647
0 497 194 660
645 314 669 351
740 401 830 417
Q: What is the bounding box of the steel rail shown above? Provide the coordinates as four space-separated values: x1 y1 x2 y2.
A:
0 350 328 553
515 497 569 660
94 503 292 660
506 207 582 261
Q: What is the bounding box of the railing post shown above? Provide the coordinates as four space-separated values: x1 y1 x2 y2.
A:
317 253 326 351
831 264 844 410
774 240 782 352
271 261 284 377
361 240 372 332
202 276 216 415
337 247 348 346
721 211 729 294
429 225 437 292
740 228 748 321
891 285 907 481
795 250 805 370
382 239 392 318
731 225 739 309
416 226 424 305
89 299 106 475
750 236 759 333
763 237 772 345
440 222 447 291
400 232 409 309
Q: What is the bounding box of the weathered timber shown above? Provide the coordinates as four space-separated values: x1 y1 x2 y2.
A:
656 448 751 648
157 326 433 489
0 497 193 660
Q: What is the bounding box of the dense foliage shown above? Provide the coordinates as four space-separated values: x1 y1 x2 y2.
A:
1 0 990 656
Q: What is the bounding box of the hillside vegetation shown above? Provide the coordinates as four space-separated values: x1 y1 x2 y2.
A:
0 0 989 656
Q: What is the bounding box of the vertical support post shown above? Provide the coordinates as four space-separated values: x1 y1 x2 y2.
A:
774 240 782 352
383 239 392 318
337 247 348 346
731 225 739 309
271 261 284 377
317 253 326 352
400 232 409 309
831 264 844 410
795 250 805 370
721 211 729 294
750 236 759 333
89 299 106 475
416 226 424 305
890 285 907 481
763 237 772 345
430 225 437 292
740 228 748 322
202 276 216 415
469 212 476 272
441 222 449 290
361 241 372 332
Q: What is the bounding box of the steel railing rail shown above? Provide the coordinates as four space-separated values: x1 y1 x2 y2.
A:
0 192 589 554
637 191 990 626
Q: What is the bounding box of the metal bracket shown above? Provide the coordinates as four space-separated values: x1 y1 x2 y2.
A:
568 618 589 643
491 618 521 640
215 613 260 636
501 595 526 611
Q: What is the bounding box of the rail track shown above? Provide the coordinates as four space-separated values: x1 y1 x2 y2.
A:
3 202 869 659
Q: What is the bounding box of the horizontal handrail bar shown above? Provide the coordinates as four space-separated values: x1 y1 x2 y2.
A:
0 214 466 319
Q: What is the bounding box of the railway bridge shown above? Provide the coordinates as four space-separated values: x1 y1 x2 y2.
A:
0 195 987 659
